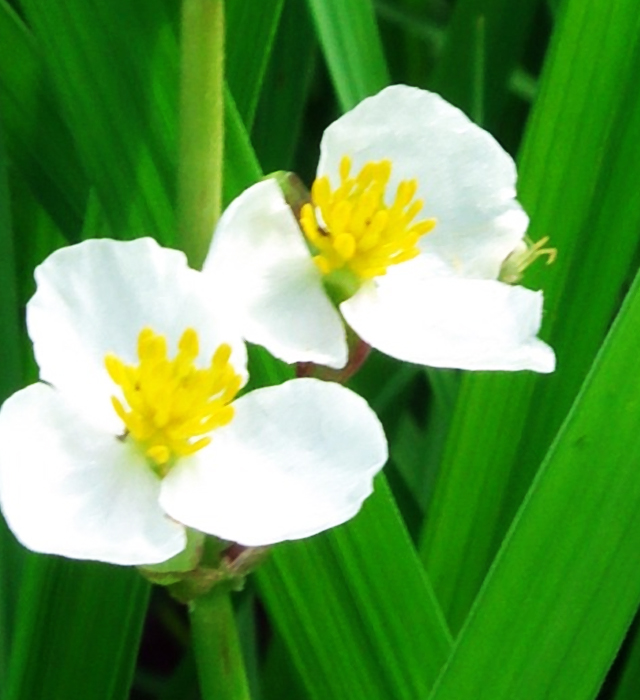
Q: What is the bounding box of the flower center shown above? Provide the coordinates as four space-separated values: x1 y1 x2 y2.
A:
300 155 436 286
105 328 241 473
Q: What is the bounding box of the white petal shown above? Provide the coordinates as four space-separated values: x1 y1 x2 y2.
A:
341 277 555 373
160 378 387 546
203 179 348 369
0 383 186 565
317 84 526 279
27 238 247 433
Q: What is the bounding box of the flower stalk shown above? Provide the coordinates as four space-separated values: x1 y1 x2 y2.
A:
177 0 225 269
189 586 252 700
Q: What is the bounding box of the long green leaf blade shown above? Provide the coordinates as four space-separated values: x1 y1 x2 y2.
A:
0 1 87 239
19 0 179 243
258 477 452 700
252 0 318 174
427 261 640 700
6 557 150 700
226 0 285 128
0 104 24 692
306 0 389 109
420 0 640 633
430 0 541 127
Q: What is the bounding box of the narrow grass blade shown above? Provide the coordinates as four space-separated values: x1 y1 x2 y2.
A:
0 109 22 406
223 88 263 206
306 0 389 109
420 0 640 633
0 1 87 239
5 557 150 700
0 108 25 690
501 2 640 521
19 0 180 244
227 0 285 128
261 633 310 700
252 0 318 174
427 263 640 700
430 0 541 128
258 477 452 700
610 618 640 700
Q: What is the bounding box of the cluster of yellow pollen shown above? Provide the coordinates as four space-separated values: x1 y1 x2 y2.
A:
105 328 241 472
300 155 436 280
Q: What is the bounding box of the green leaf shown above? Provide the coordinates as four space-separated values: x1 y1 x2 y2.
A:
0 100 25 690
419 0 640 633
0 100 22 407
610 619 640 700
0 0 87 239
430 0 542 127
427 261 640 700
5 557 150 700
226 0 285 128
405 369 460 512
244 343 294 392
306 0 389 109
261 633 310 700
223 88 263 206
258 477 452 700
252 0 318 174
19 0 180 244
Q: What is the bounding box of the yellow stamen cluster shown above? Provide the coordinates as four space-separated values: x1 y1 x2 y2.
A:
300 155 436 280
105 328 241 472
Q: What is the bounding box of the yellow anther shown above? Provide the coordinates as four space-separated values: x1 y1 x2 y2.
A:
339 156 351 181
356 162 374 186
105 355 125 385
301 156 436 284
314 255 331 275
413 219 437 236
332 201 352 232
334 233 357 261
396 180 416 207
105 328 242 471
404 199 424 222
311 177 331 212
147 445 171 466
212 342 232 367
179 328 199 359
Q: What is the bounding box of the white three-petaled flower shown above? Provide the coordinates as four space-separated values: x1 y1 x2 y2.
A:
204 85 555 373
0 239 387 566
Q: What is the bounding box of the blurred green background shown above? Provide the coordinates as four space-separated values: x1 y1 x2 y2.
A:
3 0 640 698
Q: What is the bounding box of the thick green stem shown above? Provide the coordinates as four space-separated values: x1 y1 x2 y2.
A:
177 0 224 269
189 587 251 700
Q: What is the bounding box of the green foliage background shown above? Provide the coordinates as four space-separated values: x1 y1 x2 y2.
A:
2 0 640 698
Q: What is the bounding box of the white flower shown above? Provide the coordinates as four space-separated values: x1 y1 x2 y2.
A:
204 85 555 373
0 238 387 566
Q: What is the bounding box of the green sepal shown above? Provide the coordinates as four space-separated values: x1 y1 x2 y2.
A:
265 170 311 221
137 528 206 585
167 544 272 604
139 530 271 603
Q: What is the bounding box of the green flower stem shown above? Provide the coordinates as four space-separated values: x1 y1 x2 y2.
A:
177 0 225 269
189 587 252 700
